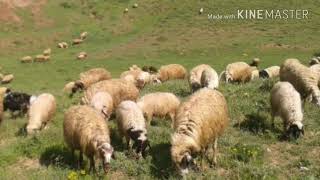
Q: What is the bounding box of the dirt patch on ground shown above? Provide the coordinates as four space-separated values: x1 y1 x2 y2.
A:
0 0 49 25
8 158 41 172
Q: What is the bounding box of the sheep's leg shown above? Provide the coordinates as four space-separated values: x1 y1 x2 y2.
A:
78 151 83 169
212 139 218 166
146 113 153 125
89 156 96 173
126 136 131 150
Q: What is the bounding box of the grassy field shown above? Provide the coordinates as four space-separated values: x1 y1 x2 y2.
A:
0 0 319 179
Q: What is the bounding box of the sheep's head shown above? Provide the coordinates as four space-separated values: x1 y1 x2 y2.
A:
72 81 85 93
26 125 39 135
150 75 161 84
171 148 196 176
259 70 269 79
287 122 304 139
97 142 114 173
127 128 150 158
191 82 201 92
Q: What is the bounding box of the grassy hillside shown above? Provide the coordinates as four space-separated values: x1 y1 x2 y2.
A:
0 0 319 179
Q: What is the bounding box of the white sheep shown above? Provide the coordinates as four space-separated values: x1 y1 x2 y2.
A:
34 54 50 62
137 92 180 125
171 88 229 175
57 42 68 49
83 79 139 108
116 101 150 157
77 52 87 60
271 82 304 139
20 56 33 63
189 64 212 92
64 105 114 173
1 74 14 84
259 66 280 79
220 62 258 83
132 3 138 8
90 92 113 120
280 58 320 106
80 31 88 40
200 68 219 90
43 48 51 56
157 64 187 82
72 38 83 45
26 93 56 134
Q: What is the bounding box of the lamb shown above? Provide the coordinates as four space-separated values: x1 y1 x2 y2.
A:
26 93 56 134
220 62 258 83
64 105 114 173
280 58 320 106
57 42 68 49
77 52 87 60
20 56 33 63
132 3 138 8
200 67 219 90
34 54 50 62
90 92 113 120
80 31 88 40
116 101 150 157
137 92 180 125
70 68 112 96
171 88 229 175
43 48 51 56
259 66 280 79
157 64 187 82
189 64 212 92
1 74 14 84
3 90 35 116
199 8 204 14
124 8 129 13
72 38 83 45
270 82 304 139
83 79 139 108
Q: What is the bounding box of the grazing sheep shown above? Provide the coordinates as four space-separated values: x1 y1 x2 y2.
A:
63 81 76 94
280 58 320 106
72 38 83 45
200 67 219 90
26 93 56 134
309 57 319 66
137 92 180 125
150 74 161 84
80 31 88 40
43 48 51 56
157 64 187 82
124 8 129 13
132 3 138 8
90 92 113 120
259 66 280 79
199 8 204 14
116 101 150 157
34 54 50 62
189 64 212 92
57 42 68 49
171 88 229 175
142 66 158 74
77 52 87 60
83 79 139 107
220 62 257 83
249 58 261 67
271 82 304 139
1 74 14 84
20 56 33 63
120 70 150 89
64 105 114 173
78 68 112 89
4 90 35 116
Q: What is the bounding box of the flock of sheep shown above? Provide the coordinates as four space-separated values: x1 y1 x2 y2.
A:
1 53 319 176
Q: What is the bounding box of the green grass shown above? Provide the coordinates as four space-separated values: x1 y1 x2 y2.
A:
0 0 319 179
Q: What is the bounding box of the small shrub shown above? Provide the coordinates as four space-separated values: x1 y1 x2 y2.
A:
230 143 263 163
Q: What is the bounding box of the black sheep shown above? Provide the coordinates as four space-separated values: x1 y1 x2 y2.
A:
3 90 34 117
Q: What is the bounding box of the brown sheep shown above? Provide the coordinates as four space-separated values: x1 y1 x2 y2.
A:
157 64 187 82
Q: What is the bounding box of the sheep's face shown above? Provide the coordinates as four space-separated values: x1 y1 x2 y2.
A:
176 152 195 175
287 124 304 139
133 139 151 158
191 82 201 92
98 143 114 173
72 81 84 93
